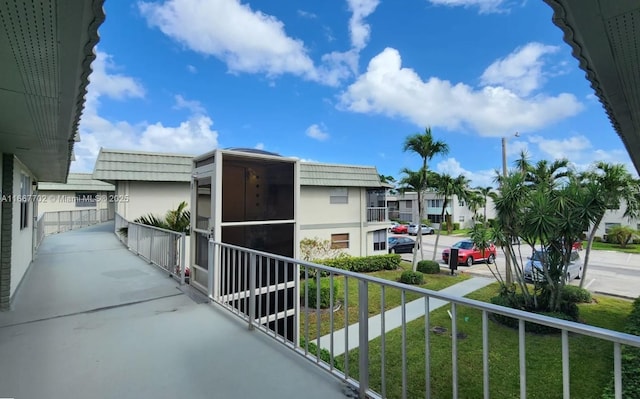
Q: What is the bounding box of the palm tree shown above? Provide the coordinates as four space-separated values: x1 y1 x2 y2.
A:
397 168 427 271
135 201 190 233
430 173 471 261
579 162 640 287
525 158 572 189
514 150 532 177
475 186 493 227
465 191 483 226
403 128 449 255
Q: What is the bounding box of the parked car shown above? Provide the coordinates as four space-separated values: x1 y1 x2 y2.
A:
442 239 497 266
388 236 417 254
390 224 408 234
523 249 582 283
407 224 435 235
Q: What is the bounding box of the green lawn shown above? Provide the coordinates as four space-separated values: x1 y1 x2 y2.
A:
337 284 633 399
589 240 640 254
300 261 469 339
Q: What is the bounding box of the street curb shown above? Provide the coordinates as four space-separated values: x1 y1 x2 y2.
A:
593 291 637 301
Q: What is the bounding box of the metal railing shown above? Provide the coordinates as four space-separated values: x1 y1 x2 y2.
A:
35 214 45 251
124 219 186 284
114 212 129 245
206 240 640 399
37 208 114 238
366 207 388 223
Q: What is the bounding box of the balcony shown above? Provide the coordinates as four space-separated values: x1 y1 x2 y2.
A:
0 222 348 399
366 207 388 223
3 220 640 399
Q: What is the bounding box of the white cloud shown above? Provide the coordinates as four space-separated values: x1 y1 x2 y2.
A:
436 158 498 188
255 142 265 150
73 52 218 172
339 47 583 137
528 134 592 162
297 9 317 19
347 0 380 50
306 124 330 141
428 0 509 14
187 64 197 73
139 0 316 78
138 0 379 86
481 42 559 96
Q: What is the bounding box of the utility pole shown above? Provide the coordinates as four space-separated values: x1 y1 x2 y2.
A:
501 136 513 285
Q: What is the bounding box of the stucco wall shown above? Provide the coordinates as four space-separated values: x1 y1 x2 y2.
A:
37 189 112 216
116 181 191 221
10 159 34 297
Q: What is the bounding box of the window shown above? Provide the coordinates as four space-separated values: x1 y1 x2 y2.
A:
428 199 443 208
331 233 349 249
458 216 465 222
604 222 620 233
458 200 465 207
75 192 97 207
428 214 443 223
330 188 348 204
20 174 30 229
373 230 386 251
405 200 412 209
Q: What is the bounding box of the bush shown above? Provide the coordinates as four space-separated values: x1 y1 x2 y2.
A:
594 236 603 243
417 260 441 274
316 254 401 273
490 295 578 334
562 285 592 304
602 297 640 398
400 271 424 285
301 278 338 309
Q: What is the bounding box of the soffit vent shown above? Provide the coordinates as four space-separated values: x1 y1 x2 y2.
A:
0 0 59 148
606 8 640 130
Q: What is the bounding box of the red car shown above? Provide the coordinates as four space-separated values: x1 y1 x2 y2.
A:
390 224 408 234
442 240 497 267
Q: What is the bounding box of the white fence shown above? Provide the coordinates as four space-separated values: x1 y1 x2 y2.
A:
35 209 114 250
114 213 187 284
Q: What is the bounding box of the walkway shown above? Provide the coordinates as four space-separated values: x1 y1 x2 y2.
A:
319 276 494 356
0 223 348 399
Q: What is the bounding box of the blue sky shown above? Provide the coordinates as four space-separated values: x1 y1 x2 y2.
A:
73 0 636 187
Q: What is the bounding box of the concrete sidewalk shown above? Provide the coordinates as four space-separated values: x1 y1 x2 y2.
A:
318 276 494 356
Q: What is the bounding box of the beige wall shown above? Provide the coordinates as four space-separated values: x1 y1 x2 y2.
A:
37 189 112 216
116 181 190 221
299 186 388 257
11 159 34 297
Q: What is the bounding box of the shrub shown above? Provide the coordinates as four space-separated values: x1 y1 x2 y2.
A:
316 254 401 273
417 260 441 274
594 236 603 243
400 271 424 285
300 337 343 371
301 278 338 309
602 297 640 398
562 285 592 304
490 295 578 334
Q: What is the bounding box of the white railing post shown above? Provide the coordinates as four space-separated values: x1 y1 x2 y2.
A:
180 233 186 285
358 280 369 398
248 253 256 330
208 236 215 299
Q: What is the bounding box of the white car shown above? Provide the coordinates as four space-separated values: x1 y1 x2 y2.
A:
407 224 435 236
523 250 583 283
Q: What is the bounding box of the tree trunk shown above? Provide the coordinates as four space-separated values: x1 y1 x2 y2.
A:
432 200 448 261
411 191 424 271
579 214 604 288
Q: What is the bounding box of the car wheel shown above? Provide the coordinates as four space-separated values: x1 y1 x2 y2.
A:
487 254 495 264
466 257 474 267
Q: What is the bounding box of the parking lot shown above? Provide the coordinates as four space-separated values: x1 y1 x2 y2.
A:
394 232 640 299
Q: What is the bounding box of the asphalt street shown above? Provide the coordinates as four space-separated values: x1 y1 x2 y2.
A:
394 232 640 299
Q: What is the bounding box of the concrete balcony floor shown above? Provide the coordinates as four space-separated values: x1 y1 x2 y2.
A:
0 223 348 399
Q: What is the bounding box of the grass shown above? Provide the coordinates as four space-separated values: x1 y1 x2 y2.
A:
300 261 470 339
336 283 634 399
589 240 640 254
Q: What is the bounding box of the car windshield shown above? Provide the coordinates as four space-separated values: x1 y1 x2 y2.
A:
452 241 473 250
531 251 546 262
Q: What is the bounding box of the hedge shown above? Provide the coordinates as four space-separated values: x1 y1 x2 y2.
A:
315 254 401 273
561 285 592 304
417 260 441 274
400 270 424 285
301 277 338 309
602 297 640 398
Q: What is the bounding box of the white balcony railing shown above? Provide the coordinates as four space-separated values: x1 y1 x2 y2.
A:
204 240 640 399
36 208 114 242
115 213 187 284
366 207 387 223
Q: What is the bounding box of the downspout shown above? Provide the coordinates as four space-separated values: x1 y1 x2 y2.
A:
360 188 365 256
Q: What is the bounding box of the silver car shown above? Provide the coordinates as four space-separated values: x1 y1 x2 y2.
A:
523 250 583 283
407 224 435 235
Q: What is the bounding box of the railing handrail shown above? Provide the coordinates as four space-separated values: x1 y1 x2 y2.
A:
212 240 640 348
126 220 186 237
